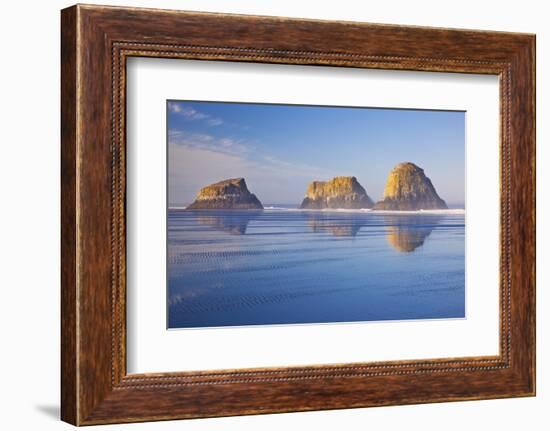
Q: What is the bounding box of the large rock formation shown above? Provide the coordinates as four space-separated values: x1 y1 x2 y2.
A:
374 162 447 211
300 176 374 209
186 178 263 210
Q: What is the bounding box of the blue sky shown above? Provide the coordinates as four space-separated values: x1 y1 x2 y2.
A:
168 100 465 206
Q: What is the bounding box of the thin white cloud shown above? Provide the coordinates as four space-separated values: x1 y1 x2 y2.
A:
168 130 338 204
206 118 224 126
179 107 209 120
168 102 223 126
169 129 328 177
169 130 251 157
168 102 181 113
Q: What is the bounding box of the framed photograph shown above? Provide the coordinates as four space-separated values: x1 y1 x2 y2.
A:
61 4 535 425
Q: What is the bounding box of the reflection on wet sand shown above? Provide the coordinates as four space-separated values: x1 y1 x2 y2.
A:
189 210 442 253
384 215 440 252
168 208 465 328
304 213 441 253
306 213 364 237
195 211 262 235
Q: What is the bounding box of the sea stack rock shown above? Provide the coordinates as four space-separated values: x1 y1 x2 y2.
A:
374 162 447 211
300 176 374 209
186 178 263 210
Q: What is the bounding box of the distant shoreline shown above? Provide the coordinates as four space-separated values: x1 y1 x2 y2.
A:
168 206 466 215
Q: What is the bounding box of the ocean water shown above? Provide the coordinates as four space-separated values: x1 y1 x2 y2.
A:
167 207 465 329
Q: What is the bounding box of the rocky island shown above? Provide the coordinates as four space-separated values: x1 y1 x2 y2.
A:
300 176 374 209
374 162 447 211
186 178 263 210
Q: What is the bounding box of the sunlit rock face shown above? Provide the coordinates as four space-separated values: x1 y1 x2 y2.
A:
300 176 374 209
374 162 447 211
186 178 263 210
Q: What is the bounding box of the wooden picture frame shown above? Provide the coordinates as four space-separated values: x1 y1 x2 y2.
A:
61 4 535 425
